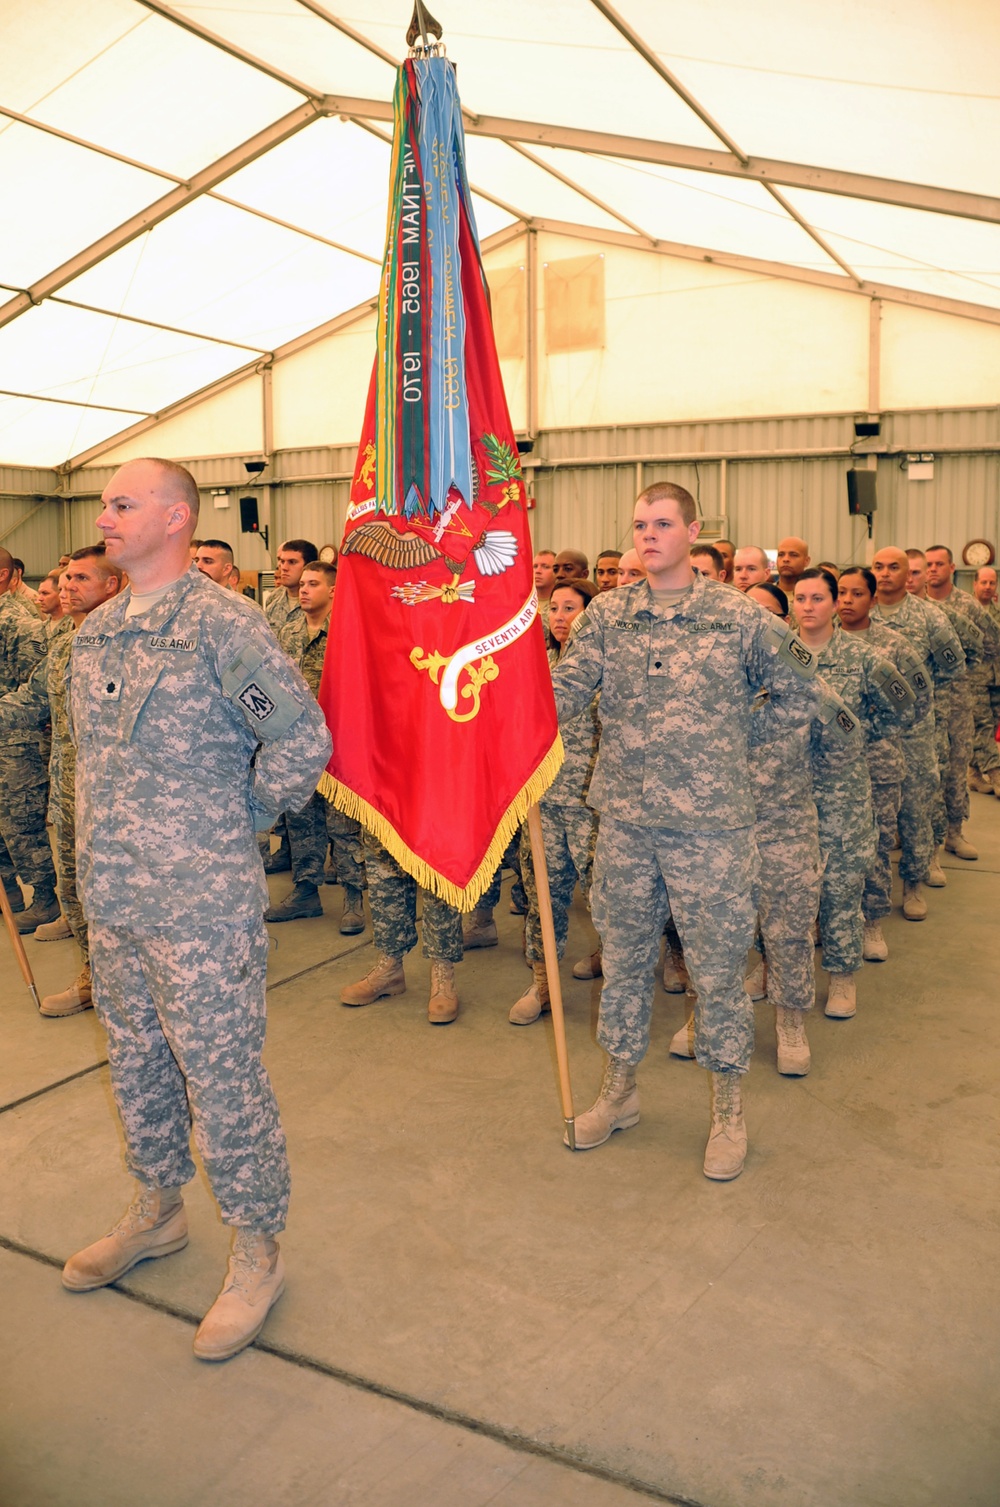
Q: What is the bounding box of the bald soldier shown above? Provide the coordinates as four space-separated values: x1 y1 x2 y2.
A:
776 537 810 597
61 458 331 1363
616 549 646 586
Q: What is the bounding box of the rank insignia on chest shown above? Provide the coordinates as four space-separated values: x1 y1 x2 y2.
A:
237 681 276 722
99 678 122 701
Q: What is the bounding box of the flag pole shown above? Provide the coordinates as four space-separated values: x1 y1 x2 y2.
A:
0 882 40 1011
526 803 576 1148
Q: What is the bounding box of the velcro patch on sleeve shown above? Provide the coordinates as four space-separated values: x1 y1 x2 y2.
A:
222 645 304 742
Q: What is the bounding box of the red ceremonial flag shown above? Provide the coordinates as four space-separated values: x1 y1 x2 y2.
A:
318 55 562 909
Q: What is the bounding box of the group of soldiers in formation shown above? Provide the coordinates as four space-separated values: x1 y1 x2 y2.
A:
2 457 997 1363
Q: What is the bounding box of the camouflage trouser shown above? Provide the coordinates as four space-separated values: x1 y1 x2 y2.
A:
363 833 463 963
326 806 366 892
258 813 288 859
969 673 1000 774
816 789 876 976
591 819 757 1074
933 683 974 842
0 743 56 891
520 802 597 964
480 834 525 912
53 807 88 963
863 780 902 924
89 919 289 1233
285 790 328 887
756 826 821 1013
898 720 939 885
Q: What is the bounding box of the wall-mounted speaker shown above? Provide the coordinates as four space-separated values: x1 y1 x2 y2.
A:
847 470 877 517
240 495 261 533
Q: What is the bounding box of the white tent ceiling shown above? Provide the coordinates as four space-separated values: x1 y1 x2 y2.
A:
2 0 999 466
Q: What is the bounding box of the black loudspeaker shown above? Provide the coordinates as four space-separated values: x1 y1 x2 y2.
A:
240 495 260 533
847 469 877 517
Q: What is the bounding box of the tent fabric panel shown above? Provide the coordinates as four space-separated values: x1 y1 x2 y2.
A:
619 0 1000 197
462 137 628 233
21 8 301 178
880 303 1000 412
535 234 869 429
0 123 167 286
60 197 382 349
0 303 256 418
524 147 844 271
169 0 396 99
0 393 145 468
97 375 266 465
271 312 377 451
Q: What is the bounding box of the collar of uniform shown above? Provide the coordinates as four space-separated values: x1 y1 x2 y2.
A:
625 571 705 620
109 563 203 636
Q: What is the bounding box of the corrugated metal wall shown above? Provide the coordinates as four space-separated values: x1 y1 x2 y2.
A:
8 408 999 581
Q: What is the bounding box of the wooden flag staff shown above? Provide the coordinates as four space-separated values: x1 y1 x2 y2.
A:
0 882 40 1011
526 803 576 1148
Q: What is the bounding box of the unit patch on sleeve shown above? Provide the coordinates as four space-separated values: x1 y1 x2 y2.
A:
237 681 276 722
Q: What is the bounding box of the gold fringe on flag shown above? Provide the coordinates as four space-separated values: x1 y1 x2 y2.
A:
318 733 564 912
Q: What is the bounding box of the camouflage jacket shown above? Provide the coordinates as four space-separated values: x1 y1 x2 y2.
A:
847 618 931 783
871 592 964 692
265 587 304 640
748 675 862 845
553 574 820 831
0 615 76 793
543 645 599 807
0 589 48 745
279 614 329 700
968 598 1000 687
71 566 331 928
812 626 914 785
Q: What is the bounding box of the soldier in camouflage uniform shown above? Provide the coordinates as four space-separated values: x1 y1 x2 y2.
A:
925 545 999 856
267 561 365 933
838 567 933 961
0 545 59 932
0 548 122 1014
61 460 331 1364
871 547 964 920
260 539 318 873
968 566 1000 792
509 580 600 1025
552 482 820 1180
794 569 913 1018
341 834 464 1023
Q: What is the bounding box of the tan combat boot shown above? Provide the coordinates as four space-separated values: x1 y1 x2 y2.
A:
704 1072 747 1181
339 887 365 936
340 954 406 1006
902 882 927 920
968 767 993 794
62 1185 187 1291
945 825 978 860
427 960 459 1023
568 1057 639 1149
40 966 93 1018
774 1005 810 1075
862 923 888 962
34 914 72 941
825 972 857 1018
745 958 768 1001
926 847 947 887
193 1229 285 1362
461 908 498 950
572 949 602 980
509 961 550 1025
661 943 690 994
668 1013 696 1058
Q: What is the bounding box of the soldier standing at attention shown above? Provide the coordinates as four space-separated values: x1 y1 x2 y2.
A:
0 545 59 932
61 458 331 1363
968 566 1000 794
552 482 820 1180
0 546 122 1015
715 539 736 585
594 550 622 592
871 547 963 919
732 546 771 592
260 539 318 873
775 537 811 598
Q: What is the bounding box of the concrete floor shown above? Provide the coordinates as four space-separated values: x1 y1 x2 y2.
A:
2 804 999 1507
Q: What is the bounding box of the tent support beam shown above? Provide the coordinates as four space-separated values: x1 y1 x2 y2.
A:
319 96 1000 228
869 299 882 413
528 218 1000 326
